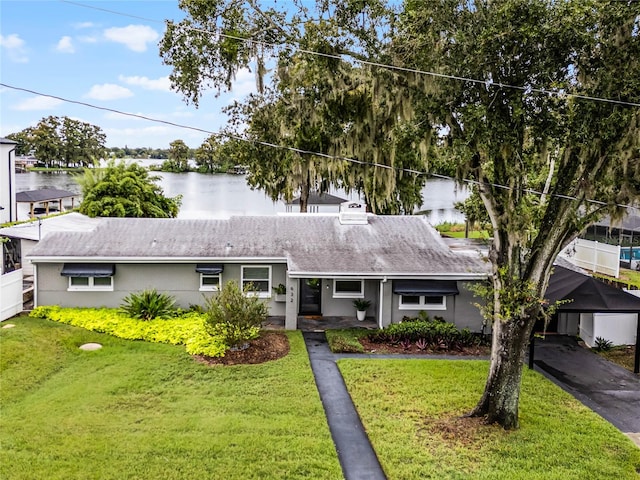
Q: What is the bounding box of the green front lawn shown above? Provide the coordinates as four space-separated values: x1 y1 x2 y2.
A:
0 317 341 480
339 359 640 480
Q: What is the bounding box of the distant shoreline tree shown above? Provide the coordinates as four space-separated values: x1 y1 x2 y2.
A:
160 139 192 172
8 116 107 168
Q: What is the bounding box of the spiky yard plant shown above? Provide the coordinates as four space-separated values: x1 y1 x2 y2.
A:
120 289 176 320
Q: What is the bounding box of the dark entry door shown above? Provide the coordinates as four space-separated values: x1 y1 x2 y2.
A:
299 279 322 315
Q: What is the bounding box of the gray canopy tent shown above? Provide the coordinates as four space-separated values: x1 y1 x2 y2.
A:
530 265 640 373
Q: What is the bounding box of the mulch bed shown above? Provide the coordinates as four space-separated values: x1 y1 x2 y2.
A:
194 332 290 366
194 331 489 366
359 337 490 356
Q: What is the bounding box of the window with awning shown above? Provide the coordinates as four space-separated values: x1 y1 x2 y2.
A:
61 263 115 277
393 280 459 296
196 264 224 291
61 263 115 291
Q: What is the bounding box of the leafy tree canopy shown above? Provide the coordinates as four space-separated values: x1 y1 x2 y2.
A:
160 0 427 213
160 139 192 172
77 161 181 218
8 116 107 168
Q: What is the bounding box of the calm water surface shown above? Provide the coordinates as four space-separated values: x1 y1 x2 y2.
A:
15 169 468 224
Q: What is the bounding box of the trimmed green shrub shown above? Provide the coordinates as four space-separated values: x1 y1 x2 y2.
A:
367 316 482 350
120 289 176 320
204 281 268 349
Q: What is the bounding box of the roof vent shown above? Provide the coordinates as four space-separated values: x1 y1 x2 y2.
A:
339 202 368 225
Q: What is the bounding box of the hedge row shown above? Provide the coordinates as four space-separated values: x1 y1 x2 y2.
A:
30 306 228 357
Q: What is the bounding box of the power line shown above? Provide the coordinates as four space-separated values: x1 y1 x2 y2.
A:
2 82 637 211
61 0 640 109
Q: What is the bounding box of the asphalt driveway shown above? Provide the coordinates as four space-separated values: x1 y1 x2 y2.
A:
532 336 640 444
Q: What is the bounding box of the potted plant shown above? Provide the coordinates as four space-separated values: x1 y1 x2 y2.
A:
353 299 371 321
273 283 287 302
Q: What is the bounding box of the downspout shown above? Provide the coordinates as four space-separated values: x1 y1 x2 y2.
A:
33 263 38 308
378 277 387 329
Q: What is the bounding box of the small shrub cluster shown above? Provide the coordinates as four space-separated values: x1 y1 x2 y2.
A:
593 336 614 352
204 281 268 349
367 314 483 351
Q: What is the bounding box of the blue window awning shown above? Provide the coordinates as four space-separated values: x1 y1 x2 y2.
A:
196 264 224 274
61 263 115 277
393 280 459 296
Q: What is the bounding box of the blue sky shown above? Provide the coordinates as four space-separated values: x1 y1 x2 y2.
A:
0 0 258 149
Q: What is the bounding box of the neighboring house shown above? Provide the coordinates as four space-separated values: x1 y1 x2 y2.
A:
27 203 489 330
1 137 21 321
284 192 347 213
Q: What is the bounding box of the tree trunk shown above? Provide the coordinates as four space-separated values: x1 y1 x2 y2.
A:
469 315 535 429
298 182 309 213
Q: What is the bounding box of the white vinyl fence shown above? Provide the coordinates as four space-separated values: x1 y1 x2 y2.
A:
560 238 620 278
1 269 23 321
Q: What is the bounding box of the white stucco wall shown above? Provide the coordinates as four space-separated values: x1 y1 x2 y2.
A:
592 313 638 346
579 313 595 346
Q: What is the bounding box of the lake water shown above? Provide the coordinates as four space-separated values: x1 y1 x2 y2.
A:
14 169 468 224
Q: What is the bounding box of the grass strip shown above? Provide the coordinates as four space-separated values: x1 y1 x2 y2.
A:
0 317 341 480
339 358 640 480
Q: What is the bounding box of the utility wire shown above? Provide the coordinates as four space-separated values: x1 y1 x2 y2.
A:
2 82 637 212
61 0 640 108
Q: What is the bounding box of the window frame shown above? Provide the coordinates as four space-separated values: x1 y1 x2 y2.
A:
241 265 272 298
199 272 222 292
398 294 447 310
67 275 113 292
333 279 365 299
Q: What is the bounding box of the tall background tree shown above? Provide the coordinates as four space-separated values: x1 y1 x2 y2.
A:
8 116 107 168
161 0 640 428
161 139 192 172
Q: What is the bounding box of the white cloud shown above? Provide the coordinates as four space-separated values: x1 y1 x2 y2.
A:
85 83 134 101
118 75 171 92
0 33 28 63
74 21 95 29
56 36 75 53
78 35 98 43
13 96 63 111
103 25 158 52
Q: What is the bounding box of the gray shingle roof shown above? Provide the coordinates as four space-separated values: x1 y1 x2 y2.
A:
28 215 488 277
0 212 100 241
16 189 77 203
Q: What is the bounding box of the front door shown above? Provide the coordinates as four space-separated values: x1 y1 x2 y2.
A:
299 278 322 315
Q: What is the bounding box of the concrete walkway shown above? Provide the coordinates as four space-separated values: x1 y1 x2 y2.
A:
304 331 640 480
533 336 640 446
303 332 386 480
